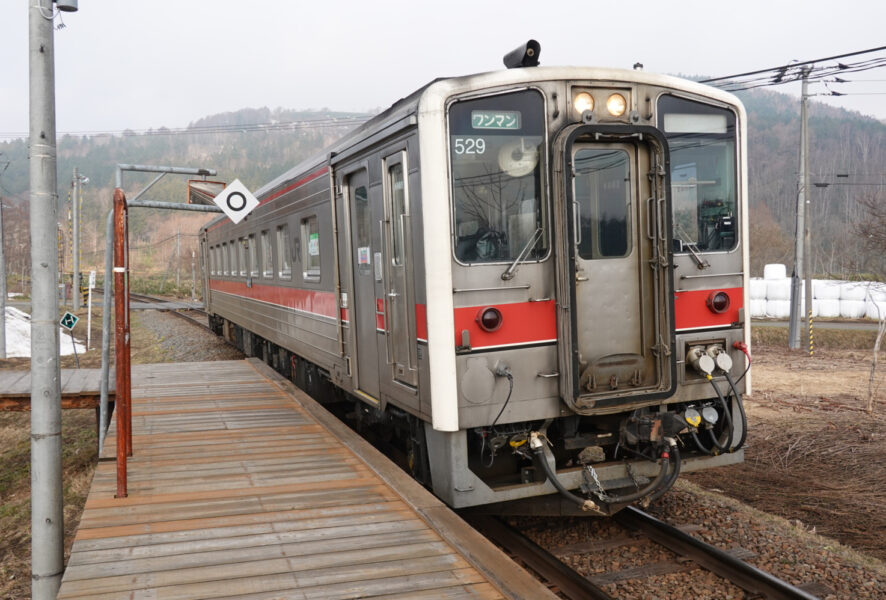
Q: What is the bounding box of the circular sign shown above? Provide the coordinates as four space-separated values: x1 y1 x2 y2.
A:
226 192 247 212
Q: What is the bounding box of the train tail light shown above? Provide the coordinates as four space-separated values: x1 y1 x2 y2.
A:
476 307 503 332
706 291 731 314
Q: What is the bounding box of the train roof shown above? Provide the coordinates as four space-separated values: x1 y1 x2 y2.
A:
203 66 741 233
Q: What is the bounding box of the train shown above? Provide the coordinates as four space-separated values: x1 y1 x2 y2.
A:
200 41 750 515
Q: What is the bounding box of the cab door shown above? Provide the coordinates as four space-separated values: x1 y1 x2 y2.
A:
556 127 675 412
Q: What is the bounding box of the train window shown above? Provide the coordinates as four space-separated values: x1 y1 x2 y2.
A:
229 241 238 277
277 224 292 280
449 89 547 264
658 94 737 252
573 148 631 259
261 230 273 279
209 246 215 276
248 234 258 278
389 163 406 266
221 242 229 276
301 216 321 281
237 237 247 277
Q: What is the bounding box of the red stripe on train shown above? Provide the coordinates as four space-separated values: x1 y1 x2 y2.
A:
209 279 337 319
674 287 743 330
452 300 557 349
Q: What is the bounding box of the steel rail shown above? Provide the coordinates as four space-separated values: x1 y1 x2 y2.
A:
464 514 614 600
614 506 821 600
126 292 210 331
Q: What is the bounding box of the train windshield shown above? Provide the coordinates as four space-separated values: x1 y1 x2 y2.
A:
658 95 737 252
449 90 547 263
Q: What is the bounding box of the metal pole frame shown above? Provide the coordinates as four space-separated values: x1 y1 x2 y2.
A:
98 165 222 495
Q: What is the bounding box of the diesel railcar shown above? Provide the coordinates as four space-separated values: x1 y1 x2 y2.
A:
201 43 750 514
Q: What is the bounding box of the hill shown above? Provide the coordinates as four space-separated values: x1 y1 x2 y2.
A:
0 89 884 282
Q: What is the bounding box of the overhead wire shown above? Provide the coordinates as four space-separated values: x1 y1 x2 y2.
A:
0 115 371 142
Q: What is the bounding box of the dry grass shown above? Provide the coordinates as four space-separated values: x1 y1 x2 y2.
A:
689 340 886 561
0 309 169 600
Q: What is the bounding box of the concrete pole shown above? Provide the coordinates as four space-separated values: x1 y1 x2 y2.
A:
0 201 6 359
802 89 814 355
191 250 196 302
789 70 810 350
29 1 64 596
73 167 81 310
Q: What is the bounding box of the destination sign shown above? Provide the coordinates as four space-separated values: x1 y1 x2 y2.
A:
471 110 521 130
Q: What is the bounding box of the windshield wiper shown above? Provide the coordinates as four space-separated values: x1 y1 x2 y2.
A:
501 227 543 281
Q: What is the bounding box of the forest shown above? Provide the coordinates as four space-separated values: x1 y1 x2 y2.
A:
0 89 884 284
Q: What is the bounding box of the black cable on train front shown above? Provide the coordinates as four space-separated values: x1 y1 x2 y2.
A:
724 371 748 451
707 374 734 452
647 443 681 503
530 433 674 511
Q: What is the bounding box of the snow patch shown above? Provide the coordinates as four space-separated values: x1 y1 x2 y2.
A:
2 306 86 357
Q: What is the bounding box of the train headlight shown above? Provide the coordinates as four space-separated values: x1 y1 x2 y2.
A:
606 93 627 117
573 92 594 114
706 291 731 314
476 307 503 332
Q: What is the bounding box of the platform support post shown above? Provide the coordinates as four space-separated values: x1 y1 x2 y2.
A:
114 189 131 497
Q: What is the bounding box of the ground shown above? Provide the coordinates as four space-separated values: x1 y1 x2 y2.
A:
687 330 886 562
0 313 884 599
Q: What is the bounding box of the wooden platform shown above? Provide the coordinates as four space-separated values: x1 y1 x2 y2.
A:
58 359 555 600
0 368 112 411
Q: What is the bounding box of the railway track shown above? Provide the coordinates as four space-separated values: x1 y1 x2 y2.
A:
121 291 829 599
106 289 211 331
467 509 828 600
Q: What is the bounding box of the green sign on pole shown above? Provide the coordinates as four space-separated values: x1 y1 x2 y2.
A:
59 311 79 331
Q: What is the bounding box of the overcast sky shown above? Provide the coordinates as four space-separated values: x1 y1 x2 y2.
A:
2 0 885 139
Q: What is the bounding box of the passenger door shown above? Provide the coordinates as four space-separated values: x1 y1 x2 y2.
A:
381 151 418 388
347 170 381 401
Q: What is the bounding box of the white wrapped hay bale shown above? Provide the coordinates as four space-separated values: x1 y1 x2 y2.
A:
816 298 840 318
840 299 867 319
763 263 787 280
765 300 791 318
766 278 791 301
867 282 886 302
840 282 868 301
866 300 886 321
812 279 842 300
749 299 767 318
749 278 767 300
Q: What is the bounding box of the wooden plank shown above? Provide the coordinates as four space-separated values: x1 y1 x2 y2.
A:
58 542 462 597
250 359 558 600
69 517 428 566
60 360 550 600
72 502 412 548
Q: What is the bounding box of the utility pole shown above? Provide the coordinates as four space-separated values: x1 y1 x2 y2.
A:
72 167 81 309
0 201 6 359
789 68 812 350
29 1 72 597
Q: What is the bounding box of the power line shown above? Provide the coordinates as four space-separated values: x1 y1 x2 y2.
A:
0 116 371 142
700 45 886 84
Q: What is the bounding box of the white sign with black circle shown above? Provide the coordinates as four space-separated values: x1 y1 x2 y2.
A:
212 178 260 224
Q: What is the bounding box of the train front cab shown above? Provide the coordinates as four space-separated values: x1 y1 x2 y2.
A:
418 71 749 513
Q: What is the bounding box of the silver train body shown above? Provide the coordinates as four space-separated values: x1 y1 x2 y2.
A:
201 64 750 513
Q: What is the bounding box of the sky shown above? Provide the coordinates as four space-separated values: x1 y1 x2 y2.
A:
1 0 886 139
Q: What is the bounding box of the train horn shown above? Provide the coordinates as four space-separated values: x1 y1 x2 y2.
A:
503 39 540 69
